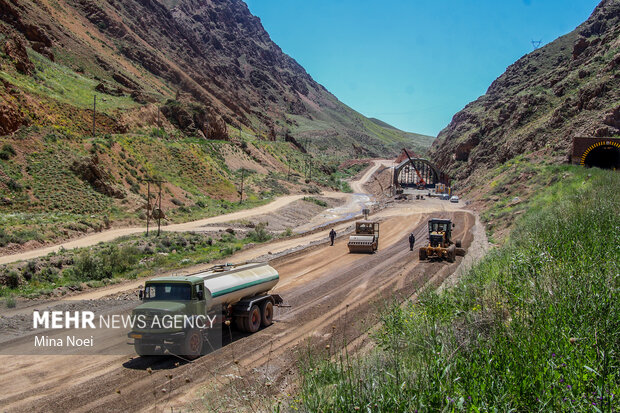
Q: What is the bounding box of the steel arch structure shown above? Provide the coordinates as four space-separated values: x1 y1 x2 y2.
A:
393 158 443 188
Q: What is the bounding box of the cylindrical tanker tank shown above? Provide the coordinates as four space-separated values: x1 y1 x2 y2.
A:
194 262 279 310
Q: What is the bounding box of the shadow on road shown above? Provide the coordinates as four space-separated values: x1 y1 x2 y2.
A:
122 325 260 371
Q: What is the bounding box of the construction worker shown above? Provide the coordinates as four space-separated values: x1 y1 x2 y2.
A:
329 228 336 246
408 232 416 251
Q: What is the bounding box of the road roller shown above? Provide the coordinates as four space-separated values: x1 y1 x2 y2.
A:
347 220 380 253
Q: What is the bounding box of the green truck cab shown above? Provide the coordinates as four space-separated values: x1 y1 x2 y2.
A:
128 277 209 358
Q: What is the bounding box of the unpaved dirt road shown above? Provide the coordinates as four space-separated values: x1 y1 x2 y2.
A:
0 195 311 265
349 159 394 194
0 196 476 412
0 161 393 266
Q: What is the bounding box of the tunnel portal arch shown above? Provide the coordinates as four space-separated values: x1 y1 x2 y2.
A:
393 158 443 188
581 141 620 170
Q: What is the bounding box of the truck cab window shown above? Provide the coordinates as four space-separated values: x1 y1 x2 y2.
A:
143 283 191 301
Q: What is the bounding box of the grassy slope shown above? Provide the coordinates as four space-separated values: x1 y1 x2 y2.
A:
368 117 436 155
0 50 138 113
287 91 434 157
297 166 619 412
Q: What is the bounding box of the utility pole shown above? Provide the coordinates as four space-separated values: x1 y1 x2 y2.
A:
239 169 245 204
157 106 160 128
92 95 97 137
287 161 291 181
304 158 308 180
140 177 167 237
146 181 150 236
157 182 162 236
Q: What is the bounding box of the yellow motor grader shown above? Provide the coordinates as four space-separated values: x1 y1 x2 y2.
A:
419 218 465 262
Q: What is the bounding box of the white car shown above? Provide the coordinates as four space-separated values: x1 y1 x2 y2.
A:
450 195 459 203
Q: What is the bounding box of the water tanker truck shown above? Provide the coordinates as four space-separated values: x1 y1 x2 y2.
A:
128 262 282 359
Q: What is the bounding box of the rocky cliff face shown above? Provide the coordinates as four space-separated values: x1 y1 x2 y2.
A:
0 0 430 155
430 0 620 181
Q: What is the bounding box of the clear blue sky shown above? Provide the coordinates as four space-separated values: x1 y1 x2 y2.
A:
245 0 601 137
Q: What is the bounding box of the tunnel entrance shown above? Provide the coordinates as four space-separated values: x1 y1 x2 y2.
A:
582 142 620 170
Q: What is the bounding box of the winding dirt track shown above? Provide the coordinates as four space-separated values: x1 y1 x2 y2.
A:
0 202 476 412
0 195 315 265
0 160 395 266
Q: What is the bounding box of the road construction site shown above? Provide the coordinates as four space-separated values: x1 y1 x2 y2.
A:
0 160 488 412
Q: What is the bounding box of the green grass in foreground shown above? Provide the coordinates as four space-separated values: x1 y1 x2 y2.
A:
297 166 619 412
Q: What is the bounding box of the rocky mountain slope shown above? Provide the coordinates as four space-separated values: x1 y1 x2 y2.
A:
430 0 620 182
0 0 433 252
0 0 431 156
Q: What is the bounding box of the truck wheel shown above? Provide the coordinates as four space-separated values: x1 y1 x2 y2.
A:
456 247 466 256
244 305 261 333
235 316 246 332
455 239 462 248
261 301 274 327
182 329 203 360
134 339 157 357
447 245 456 263
419 248 427 260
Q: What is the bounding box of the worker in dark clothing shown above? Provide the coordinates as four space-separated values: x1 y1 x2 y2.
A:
329 228 336 246
408 232 416 251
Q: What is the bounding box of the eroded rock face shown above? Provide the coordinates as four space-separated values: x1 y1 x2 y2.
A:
62 0 316 129
430 0 620 180
3 35 34 75
0 91 24 135
0 0 322 134
573 38 589 59
71 156 126 199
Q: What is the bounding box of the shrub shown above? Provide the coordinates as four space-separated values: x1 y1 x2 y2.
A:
303 196 328 207
281 228 293 237
72 245 140 281
5 295 16 308
36 267 60 283
6 270 21 289
21 261 37 281
246 222 271 243
0 228 13 247
6 179 22 192
0 144 16 160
